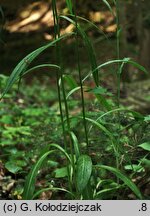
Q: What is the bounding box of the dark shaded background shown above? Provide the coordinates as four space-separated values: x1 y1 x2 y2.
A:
0 0 150 81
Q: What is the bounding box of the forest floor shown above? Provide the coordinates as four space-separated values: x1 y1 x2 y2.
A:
0 75 150 200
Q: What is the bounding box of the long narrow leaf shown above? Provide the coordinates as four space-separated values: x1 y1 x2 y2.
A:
95 94 112 110
32 187 75 199
85 117 114 140
92 58 148 75
23 150 56 200
96 165 142 199
11 64 60 84
67 84 111 110
0 6 4 21
66 0 73 14
66 86 85 99
60 15 99 86
49 143 71 163
23 64 60 77
128 59 148 74
68 14 108 39
69 131 80 159
96 108 144 122
102 0 114 15
63 74 78 89
1 33 74 99
95 186 120 199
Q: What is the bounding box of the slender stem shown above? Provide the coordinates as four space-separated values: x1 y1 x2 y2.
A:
73 0 89 149
115 0 121 169
53 1 71 134
53 3 74 173
52 0 67 149
116 0 120 60
52 0 73 196
116 0 120 98
116 0 121 108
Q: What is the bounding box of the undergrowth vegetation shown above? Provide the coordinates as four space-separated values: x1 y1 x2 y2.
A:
0 0 150 200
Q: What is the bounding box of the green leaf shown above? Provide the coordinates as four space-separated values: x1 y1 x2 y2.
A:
63 74 78 89
32 187 75 199
66 86 84 99
87 86 113 96
138 142 150 151
95 94 112 110
102 0 114 15
47 160 59 167
95 108 144 123
97 165 142 199
144 115 150 121
95 186 120 199
22 150 55 200
22 64 60 77
69 131 80 159
22 108 47 117
140 158 150 168
1 33 74 99
60 15 99 86
49 143 71 163
54 167 68 178
5 161 22 174
93 58 130 73
124 164 143 172
92 58 148 77
66 0 73 14
0 6 4 20
113 0 116 5
129 110 144 120
128 59 148 74
84 117 114 140
68 14 108 39
4 126 32 136
76 155 92 192
15 160 27 167
0 115 13 124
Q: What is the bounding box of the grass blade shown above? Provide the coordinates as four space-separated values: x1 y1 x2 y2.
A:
128 59 148 74
1 33 74 99
95 186 120 199
92 58 148 76
95 108 144 123
49 143 71 163
102 0 114 15
0 6 4 22
94 94 112 111
84 117 114 140
69 131 80 159
66 0 73 14
63 74 78 89
32 187 75 199
60 15 99 86
22 150 56 200
10 64 61 88
23 64 60 77
96 165 143 199
68 14 108 39
66 86 85 99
